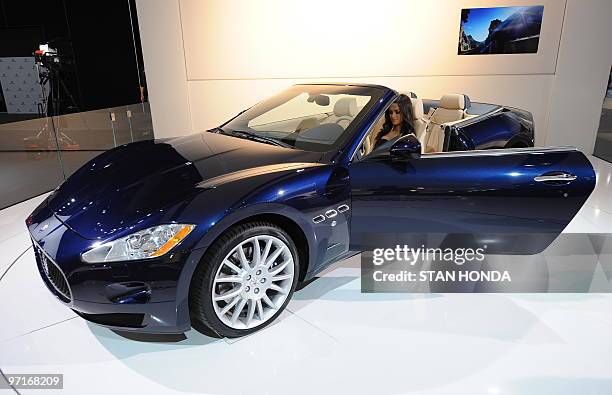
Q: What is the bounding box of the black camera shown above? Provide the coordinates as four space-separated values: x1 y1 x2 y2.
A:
34 44 61 70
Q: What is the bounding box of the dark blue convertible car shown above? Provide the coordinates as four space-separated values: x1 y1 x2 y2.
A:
27 83 595 337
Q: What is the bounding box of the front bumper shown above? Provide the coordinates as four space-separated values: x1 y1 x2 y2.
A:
27 202 202 334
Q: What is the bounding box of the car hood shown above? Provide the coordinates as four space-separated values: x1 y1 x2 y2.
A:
48 132 321 240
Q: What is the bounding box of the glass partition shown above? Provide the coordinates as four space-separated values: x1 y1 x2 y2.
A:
593 66 612 163
0 116 64 209
0 104 154 209
0 0 153 210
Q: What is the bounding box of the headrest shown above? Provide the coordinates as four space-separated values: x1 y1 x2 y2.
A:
334 97 357 117
400 91 418 99
409 97 424 119
295 117 319 131
440 94 470 110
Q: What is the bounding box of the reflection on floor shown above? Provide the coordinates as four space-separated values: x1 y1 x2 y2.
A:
1 156 611 395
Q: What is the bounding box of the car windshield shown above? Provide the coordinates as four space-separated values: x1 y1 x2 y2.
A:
220 85 384 152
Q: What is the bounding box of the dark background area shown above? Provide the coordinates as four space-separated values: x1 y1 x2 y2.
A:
0 0 145 114
0 0 152 211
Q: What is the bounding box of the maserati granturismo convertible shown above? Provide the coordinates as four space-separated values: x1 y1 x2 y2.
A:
27 83 595 337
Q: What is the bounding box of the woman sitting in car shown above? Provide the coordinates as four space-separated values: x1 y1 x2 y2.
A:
373 93 415 149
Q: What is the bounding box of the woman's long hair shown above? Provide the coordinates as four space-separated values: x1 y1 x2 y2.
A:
377 94 415 141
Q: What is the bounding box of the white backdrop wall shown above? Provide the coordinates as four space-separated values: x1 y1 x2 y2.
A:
545 0 612 151
0 57 45 114
135 0 192 136
136 0 612 152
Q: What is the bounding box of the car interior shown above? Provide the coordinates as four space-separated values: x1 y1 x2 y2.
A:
248 93 370 148
247 90 488 156
290 97 359 137
279 96 366 148
357 92 478 158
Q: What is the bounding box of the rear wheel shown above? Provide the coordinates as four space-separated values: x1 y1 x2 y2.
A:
189 222 299 338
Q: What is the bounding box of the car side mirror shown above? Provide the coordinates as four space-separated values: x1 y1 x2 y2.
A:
390 134 421 159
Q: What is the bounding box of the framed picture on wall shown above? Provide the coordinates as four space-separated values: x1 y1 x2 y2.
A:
458 6 544 55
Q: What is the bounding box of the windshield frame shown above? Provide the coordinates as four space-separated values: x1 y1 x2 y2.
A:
218 84 388 155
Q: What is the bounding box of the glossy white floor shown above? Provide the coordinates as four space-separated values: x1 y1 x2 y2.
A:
1 155 612 395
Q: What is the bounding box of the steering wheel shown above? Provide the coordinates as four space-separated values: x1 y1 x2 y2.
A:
280 130 300 146
367 136 402 157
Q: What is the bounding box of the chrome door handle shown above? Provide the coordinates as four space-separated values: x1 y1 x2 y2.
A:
534 173 577 182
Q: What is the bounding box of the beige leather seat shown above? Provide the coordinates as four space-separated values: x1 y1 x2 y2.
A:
331 97 357 129
433 94 468 123
409 97 427 149
400 91 418 99
295 117 320 133
423 94 468 153
363 115 385 156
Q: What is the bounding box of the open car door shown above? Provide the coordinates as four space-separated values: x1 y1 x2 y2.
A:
349 147 596 254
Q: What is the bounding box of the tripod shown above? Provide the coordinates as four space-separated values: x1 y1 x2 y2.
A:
26 60 79 174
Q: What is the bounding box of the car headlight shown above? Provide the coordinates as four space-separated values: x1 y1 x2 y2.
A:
81 224 195 263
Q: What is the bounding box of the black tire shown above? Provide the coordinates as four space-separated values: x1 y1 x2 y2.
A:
189 221 300 338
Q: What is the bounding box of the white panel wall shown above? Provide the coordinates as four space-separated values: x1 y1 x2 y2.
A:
180 0 564 79
545 0 612 152
137 0 612 153
135 0 192 137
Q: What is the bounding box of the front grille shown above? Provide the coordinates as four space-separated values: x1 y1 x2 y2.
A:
34 245 72 303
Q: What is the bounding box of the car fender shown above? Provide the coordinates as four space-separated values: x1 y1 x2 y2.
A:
173 200 318 332
173 164 349 329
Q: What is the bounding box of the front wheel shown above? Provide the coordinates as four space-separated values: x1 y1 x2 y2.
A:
189 222 299 338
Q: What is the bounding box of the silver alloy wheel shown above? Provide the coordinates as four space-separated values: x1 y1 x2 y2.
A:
212 235 295 330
